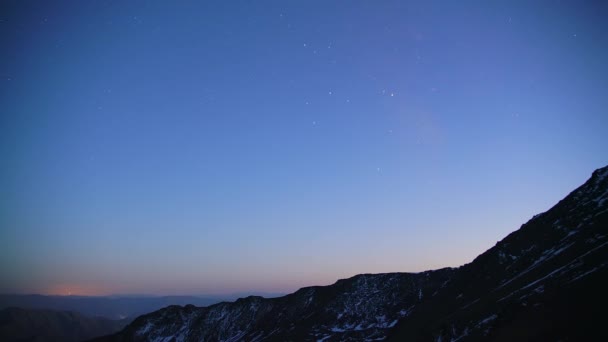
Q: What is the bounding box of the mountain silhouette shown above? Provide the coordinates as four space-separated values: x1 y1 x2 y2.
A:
94 165 608 341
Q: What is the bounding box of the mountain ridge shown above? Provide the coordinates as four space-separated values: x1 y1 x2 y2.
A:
95 165 608 341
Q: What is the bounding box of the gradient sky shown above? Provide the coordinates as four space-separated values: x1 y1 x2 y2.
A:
1 1 607 296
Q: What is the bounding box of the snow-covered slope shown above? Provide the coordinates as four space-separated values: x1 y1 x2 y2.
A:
96 165 608 342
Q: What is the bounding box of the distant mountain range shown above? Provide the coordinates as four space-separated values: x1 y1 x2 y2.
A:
94 165 608 341
0 307 127 342
0 295 231 321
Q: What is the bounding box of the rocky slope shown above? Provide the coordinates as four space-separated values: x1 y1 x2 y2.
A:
97 165 608 341
388 165 608 341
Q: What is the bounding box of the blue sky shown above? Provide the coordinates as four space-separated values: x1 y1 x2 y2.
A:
1 1 607 295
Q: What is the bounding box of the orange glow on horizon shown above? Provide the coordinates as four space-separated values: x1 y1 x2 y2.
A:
43 283 109 296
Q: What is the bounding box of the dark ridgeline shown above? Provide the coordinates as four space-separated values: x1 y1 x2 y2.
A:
92 166 608 341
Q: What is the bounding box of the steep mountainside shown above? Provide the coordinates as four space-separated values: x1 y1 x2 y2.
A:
388 165 608 341
0 307 127 342
97 166 608 342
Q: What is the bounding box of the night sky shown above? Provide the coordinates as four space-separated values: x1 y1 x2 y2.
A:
1 1 607 296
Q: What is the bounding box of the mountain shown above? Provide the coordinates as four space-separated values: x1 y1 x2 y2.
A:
95 165 608 341
0 295 225 321
0 307 127 342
